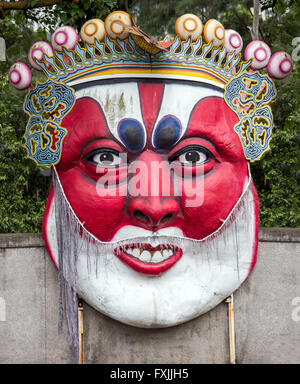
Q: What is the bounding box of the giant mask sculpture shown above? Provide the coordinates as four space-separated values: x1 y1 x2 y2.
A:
9 11 292 353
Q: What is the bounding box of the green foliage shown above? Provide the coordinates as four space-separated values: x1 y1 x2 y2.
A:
24 0 128 31
130 0 253 39
0 0 299 232
0 2 127 233
250 2 300 227
0 18 50 233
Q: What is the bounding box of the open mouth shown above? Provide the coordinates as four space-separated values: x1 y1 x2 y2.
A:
114 243 183 275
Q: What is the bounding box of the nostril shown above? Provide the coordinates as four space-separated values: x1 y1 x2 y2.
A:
160 213 174 224
133 210 150 223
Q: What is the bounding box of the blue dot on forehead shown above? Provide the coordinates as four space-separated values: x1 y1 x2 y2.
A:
153 115 182 150
118 118 145 152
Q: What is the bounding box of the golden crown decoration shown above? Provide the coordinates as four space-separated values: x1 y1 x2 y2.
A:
8 11 293 166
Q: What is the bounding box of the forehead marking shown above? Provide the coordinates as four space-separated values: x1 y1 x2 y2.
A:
138 83 165 134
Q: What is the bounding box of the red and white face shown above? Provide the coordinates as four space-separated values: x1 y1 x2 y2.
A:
43 80 259 327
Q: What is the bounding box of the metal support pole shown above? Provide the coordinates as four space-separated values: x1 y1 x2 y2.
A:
78 297 84 364
225 294 236 364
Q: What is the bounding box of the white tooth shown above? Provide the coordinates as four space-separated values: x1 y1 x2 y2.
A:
162 249 170 259
151 251 162 263
132 248 140 258
168 249 173 257
139 250 151 262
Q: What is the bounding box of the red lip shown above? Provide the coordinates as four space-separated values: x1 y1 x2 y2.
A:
114 243 183 275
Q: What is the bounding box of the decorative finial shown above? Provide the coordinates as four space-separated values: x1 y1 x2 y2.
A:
9 62 32 90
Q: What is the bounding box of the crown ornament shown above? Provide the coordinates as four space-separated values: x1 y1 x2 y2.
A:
8 11 293 166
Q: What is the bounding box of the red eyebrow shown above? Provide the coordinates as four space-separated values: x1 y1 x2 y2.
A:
185 97 244 160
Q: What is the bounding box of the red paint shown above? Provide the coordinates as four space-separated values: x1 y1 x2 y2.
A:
49 126 60 150
248 182 260 276
127 195 179 230
44 84 256 275
50 93 249 241
138 83 164 135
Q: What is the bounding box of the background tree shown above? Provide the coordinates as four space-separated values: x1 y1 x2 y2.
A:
0 0 128 232
0 0 299 232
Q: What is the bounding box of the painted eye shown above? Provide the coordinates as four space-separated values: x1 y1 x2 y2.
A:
170 146 212 166
178 150 207 165
85 149 125 167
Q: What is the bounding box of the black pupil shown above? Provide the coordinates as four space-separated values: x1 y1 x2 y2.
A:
185 151 200 163
99 152 114 164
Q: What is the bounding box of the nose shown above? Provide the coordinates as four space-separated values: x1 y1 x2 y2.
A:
128 197 179 230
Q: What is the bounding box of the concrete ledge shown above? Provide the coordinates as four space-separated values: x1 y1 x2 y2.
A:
0 233 44 248
258 227 300 243
0 228 299 248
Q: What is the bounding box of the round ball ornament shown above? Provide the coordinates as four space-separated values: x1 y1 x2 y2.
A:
245 40 271 70
28 41 54 70
175 14 203 41
268 51 293 79
224 29 243 54
80 19 105 44
9 62 32 90
204 19 225 47
51 26 78 51
104 11 132 40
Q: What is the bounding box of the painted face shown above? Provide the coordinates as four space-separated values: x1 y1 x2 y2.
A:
43 80 259 327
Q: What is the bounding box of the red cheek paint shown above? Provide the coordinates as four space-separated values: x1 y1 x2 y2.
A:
51 90 248 243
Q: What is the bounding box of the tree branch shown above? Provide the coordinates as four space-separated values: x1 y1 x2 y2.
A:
0 0 61 10
0 0 80 18
261 0 277 12
251 0 260 41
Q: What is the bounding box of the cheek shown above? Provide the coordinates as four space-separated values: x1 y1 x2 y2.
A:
177 161 248 239
58 167 129 242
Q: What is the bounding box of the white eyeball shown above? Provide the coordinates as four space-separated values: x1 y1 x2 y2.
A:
9 62 32 90
224 29 243 54
104 11 132 40
51 26 78 51
80 19 105 44
28 41 54 70
204 19 225 47
175 14 203 41
268 51 293 79
244 40 271 70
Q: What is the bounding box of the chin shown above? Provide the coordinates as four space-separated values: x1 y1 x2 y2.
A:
43 178 259 328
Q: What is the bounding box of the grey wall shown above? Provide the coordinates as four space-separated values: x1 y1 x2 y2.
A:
0 229 299 364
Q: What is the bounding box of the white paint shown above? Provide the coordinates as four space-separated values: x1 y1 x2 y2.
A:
68 74 225 90
76 82 146 148
44 82 256 327
45 180 256 328
76 82 222 149
152 83 222 146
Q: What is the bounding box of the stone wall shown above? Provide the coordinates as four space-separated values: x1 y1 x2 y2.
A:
0 228 299 364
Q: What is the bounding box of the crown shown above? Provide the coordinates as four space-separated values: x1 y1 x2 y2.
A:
34 35 252 90
8 11 293 166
